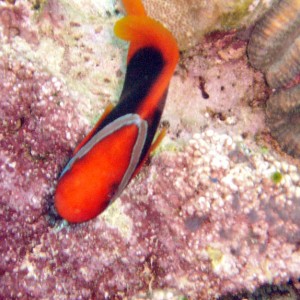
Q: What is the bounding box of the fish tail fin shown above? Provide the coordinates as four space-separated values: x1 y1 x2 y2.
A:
121 0 147 16
114 16 179 66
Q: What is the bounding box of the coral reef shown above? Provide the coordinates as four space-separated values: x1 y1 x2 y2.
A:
139 0 277 49
2 117 300 299
247 0 300 89
0 0 300 299
247 0 300 159
164 30 267 138
266 85 300 158
220 282 300 300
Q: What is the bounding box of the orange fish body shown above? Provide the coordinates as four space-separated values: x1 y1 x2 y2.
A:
54 0 179 223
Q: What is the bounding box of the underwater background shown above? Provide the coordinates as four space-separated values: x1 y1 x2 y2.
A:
0 0 300 299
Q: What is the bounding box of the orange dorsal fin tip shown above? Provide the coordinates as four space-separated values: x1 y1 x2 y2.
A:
122 0 146 16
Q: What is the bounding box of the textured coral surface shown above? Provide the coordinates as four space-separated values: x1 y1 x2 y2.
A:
247 0 300 89
247 0 300 159
142 0 277 49
1 0 300 299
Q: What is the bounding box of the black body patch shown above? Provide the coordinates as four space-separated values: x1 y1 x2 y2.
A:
94 46 168 163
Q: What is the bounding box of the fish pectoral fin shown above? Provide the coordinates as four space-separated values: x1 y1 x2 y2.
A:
149 127 167 154
73 102 115 155
131 127 167 179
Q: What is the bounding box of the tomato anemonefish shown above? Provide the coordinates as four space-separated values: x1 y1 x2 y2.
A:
54 0 179 223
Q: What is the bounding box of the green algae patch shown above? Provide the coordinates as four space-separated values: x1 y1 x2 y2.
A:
271 171 283 184
220 0 254 29
31 0 47 12
260 146 269 155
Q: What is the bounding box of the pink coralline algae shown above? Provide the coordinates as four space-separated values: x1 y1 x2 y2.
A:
0 4 38 44
0 54 86 296
2 122 300 299
0 55 83 216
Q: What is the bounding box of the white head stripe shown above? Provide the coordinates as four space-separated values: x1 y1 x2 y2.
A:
60 114 148 183
113 116 148 201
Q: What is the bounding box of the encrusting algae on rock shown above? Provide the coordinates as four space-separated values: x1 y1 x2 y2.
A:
0 0 300 299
